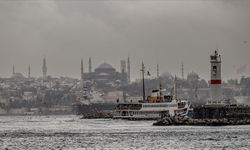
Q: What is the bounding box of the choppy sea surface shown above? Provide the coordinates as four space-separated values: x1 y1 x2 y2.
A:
0 115 249 150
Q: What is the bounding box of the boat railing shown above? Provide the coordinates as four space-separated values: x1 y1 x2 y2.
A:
178 102 186 109
115 104 142 110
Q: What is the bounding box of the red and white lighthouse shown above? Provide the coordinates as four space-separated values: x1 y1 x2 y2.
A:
208 50 223 105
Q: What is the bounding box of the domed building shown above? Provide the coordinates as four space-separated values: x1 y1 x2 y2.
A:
11 65 26 80
84 62 128 88
94 62 117 84
11 72 26 80
95 63 116 73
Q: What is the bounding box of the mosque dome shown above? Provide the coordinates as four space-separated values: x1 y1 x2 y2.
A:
96 62 114 70
11 72 25 79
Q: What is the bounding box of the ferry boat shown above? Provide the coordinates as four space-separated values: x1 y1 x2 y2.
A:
113 89 193 120
113 63 193 120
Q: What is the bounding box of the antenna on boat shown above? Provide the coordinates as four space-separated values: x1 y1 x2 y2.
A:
157 64 161 88
181 62 184 79
157 64 162 101
141 62 146 102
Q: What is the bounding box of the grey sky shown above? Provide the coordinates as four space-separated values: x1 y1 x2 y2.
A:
0 0 249 81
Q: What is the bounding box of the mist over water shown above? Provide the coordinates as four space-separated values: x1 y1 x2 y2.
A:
1 1 250 149
0 115 249 150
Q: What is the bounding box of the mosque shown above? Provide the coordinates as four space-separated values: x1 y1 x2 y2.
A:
11 65 26 80
82 57 131 88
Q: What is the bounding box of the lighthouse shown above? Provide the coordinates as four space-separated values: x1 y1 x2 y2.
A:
208 50 223 105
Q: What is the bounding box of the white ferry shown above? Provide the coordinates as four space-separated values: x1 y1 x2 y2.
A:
113 90 193 120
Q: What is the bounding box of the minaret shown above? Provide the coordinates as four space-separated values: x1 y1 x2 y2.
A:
42 57 47 80
12 65 15 75
81 59 84 87
181 62 184 79
127 56 130 83
88 57 92 73
208 49 222 105
28 65 31 78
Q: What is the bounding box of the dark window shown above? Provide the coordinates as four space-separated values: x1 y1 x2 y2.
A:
213 66 217 75
213 66 217 70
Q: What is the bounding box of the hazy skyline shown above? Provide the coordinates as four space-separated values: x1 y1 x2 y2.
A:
0 0 249 81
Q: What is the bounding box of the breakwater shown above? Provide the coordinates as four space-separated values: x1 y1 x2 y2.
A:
153 115 250 126
154 105 250 126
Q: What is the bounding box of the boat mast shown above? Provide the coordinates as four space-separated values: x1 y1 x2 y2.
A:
173 75 177 101
157 64 162 101
141 62 146 101
157 64 160 87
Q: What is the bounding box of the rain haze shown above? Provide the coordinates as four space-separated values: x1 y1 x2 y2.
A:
1 1 250 149
0 0 250 81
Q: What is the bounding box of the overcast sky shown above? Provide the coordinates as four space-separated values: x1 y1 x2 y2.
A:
0 0 249 81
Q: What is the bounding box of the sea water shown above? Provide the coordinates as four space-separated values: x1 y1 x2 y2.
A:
0 115 249 150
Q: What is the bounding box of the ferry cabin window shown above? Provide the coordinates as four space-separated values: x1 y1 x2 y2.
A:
164 95 173 102
143 104 177 108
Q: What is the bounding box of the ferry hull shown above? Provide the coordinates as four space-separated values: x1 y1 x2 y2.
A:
72 103 116 115
113 116 160 120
